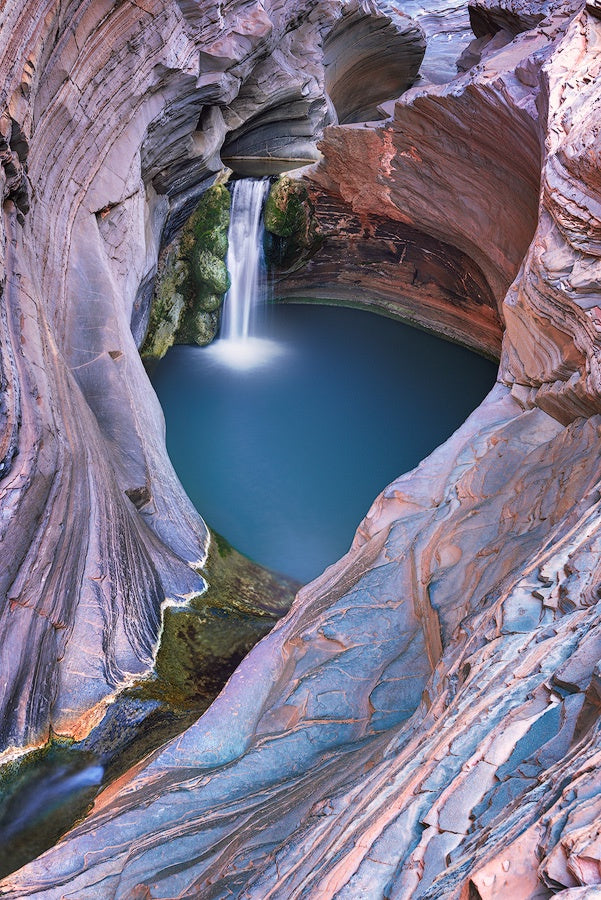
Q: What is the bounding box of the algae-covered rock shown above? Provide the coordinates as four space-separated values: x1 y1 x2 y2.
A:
197 292 223 312
175 182 231 348
140 253 186 360
176 308 220 346
141 182 231 360
192 248 230 295
264 176 311 239
264 175 322 271
204 226 228 258
184 182 231 253
136 528 299 709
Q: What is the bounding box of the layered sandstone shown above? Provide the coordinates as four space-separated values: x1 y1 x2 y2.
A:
2 0 601 898
0 0 420 753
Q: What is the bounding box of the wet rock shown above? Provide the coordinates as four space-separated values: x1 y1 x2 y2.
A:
142 182 231 358
192 248 229 295
4 0 601 897
264 175 322 271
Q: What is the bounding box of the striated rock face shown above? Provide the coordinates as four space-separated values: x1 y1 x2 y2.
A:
323 1 425 123
270 0 552 359
3 0 601 898
0 0 419 754
271 182 503 358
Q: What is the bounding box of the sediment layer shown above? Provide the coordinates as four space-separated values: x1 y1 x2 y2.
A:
2 0 601 897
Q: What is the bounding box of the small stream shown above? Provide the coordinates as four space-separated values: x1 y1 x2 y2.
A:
0 748 103 879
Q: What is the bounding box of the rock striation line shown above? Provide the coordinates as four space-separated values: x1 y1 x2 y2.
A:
3 0 601 898
0 0 422 752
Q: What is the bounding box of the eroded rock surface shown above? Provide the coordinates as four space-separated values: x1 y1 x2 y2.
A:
3 0 601 898
0 0 417 753
323 1 425 123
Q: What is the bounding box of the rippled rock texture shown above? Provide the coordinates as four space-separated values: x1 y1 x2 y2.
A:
0 0 418 752
3 0 601 897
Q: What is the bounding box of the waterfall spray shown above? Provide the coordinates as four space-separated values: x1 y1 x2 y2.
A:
221 179 270 342
207 177 283 369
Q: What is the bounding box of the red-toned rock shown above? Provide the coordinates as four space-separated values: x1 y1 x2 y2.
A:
3 0 601 898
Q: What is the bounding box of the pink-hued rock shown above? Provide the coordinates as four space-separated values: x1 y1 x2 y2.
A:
0 0 363 750
3 0 601 898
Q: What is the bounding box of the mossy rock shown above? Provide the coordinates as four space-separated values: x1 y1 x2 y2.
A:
132 528 299 709
140 251 187 360
264 175 322 271
201 225 228 258
154 604 273 703
192 248 230 295
141 182 232 359
176 308 220 346
264 176 311 239
197 292 223 313
187 184 231 248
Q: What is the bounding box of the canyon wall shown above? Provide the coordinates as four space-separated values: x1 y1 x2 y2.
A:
0 0 424 753
2 0 601 897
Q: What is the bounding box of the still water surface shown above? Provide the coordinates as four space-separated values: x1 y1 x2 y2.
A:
151 303 497 582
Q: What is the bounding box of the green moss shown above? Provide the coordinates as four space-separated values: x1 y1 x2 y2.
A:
264 175 323 272
192 248 230 295
212 529 234 557
130 528 299 710
264 176 309 238
141 182 232 360
197 292 223 313
175 308 220 346
175 183 231 348
140 252 186 360
153 603 272 705
187 183 231 249
202 226 228 258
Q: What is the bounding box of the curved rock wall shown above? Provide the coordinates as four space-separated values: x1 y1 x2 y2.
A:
504 8 601 423
271 0 551 357
0 0 405 751
0 0 218 751
272 183 503 358
3 0 601 898
323 1 425 123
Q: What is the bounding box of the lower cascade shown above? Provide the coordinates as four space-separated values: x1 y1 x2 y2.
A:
206 177 281 369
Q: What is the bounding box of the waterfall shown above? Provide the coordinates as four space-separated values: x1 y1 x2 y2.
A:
221 178 270 342
208 177 283 369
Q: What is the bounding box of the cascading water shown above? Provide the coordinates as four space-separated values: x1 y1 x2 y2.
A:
221 178 269 342
207 177 282 369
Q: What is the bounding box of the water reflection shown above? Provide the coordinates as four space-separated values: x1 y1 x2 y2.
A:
152 303 497 582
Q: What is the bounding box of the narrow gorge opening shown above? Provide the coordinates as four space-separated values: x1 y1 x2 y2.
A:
150 178 497 583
